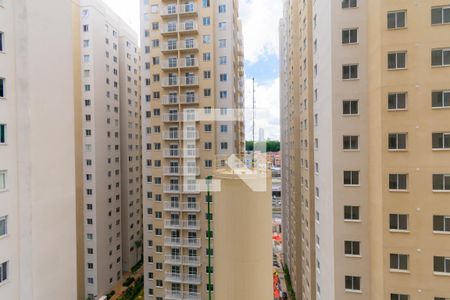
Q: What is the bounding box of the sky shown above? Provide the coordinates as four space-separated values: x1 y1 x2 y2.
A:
103 0 283 140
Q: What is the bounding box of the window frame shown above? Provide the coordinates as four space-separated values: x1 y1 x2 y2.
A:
389 173 408 191
388 133 407 151
342 100 359 115
388 92 407 111
389 214 409 232
387 10 407 29
344 275 361 292
0 170 6 192
343 170 360 186
431 48 450 67
432 90 450 109
432 174 450 192
344 206 360 222
342 28 358 44
434 256 450 274
0 215 7 237
433 215 450 233
344 241 361 257
432 132 450 150
388 51 407 70
431 6 450 25
343 135 359 151
341 0 358 9
0 261 8 283
390 253 409 272
342 64 359 80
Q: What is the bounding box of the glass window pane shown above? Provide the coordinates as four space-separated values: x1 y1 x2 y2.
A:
389 214 397 229
432 8 443 24
397 12 406 27
444 50 450 65
397 53 406 68
444 92 450 106
389 174 397 189
399 215 407 230
350 30 357 43
388 94 397 109
432 50 443 66
388 53 396 68
399 175 407 189
342 30 349 43
444 8 450 23
433 133 444 148
433 174 444 190
445 175 450 190
398 134 406 149
435 256 444 272
390 254 398 268
444 134 450 148
387 13 396 28
434 215 444 231
445 217 450 231
397 93 406 108
400 255 408 269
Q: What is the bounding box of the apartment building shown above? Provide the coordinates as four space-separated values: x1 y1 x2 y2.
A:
140 0 245 298
79 0 141 298
280 0 450 299
0 0 78 299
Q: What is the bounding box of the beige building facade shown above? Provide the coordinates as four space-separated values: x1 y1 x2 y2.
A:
280 0 450 299
140 0 245 298
0 0 79 299
78 0 142 298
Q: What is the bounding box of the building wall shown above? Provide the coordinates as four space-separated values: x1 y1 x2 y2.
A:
140 0 244 298
0 0 78 299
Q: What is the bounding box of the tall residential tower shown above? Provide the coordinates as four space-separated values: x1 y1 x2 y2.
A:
140 0 245 298
280 0 450 299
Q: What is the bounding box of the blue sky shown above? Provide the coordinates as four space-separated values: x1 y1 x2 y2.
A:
104 0 283 140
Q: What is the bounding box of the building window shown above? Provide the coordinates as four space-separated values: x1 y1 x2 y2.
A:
433 174 450 191
389 214 409 231
345 276 361 292
390 253 409 271
344 171 359 186
389 174 408 191
344 206 360 221
391 294 410 300
219 39 226 48
344 241 360 256
342 64 358 80
434 256 450 274
388 52 407 69
0 124 5 144
342 0 357 9
387 11 406 29
432 90 450 108
343 100 359 115
0 78 5 98
0 170 6 191
388 93 407 110
432 132 450 149
343 136 359 150
0 216 7 237
431 6 450 25
219 4 226 13
0 261 8 283
433 215 450 233
342 28 358 44
0 31 4 52
432 48 450 66
388 133 407 150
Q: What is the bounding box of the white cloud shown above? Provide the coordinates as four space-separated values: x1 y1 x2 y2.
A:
239 0 283 64
244 77 280 140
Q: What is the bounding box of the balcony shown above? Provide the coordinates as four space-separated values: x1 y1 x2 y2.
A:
163 149 180 157
183 220 200 230
162 113 180 122
164 236 182 247
180 76 199 87
164 219 182 229
164 254 182 265
163 201 181 211
160 4 197 19
161 77 178 88
163 166 200 176
181 202 200 212
161 60 179 71
163 184 181 193
162 131 180 140
179 40 198 52
162 95 180 105
183 255 201 266
180 94 198 104
183 238 201 248
179 4 197 16
163 166 181 176
165 272 183 283
182 292 201 300
161 24 178 36
179 22 198 34
182 148 199 158
182 184 200 194
184 274 201 284
179 58 199 69
161 43 179 53
165 290 182 300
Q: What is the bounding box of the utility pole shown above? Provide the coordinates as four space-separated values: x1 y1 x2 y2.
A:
252 77 255 168
206 176 213 300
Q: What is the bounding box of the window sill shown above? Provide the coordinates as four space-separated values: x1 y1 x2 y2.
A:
388 108 408 112
388 189 408 193
342 42 360 46
389 230 410 234
342 114 360 117
344 220 361 223
0 234 8 241
345 289 362 294
432 148 450 152
432 190 450 193
389 269 410 274
432 65 450 69
387 27 408 31
387 68 408 71
0 280 10 288
345 254 362 258
432 106 450 110
433 231 450 235
388 149 408 152
434 272 450 277
344 184 360 187
342 78 360 81
343 149 360 152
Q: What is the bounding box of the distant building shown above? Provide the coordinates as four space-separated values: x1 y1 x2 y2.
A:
259 127 265 141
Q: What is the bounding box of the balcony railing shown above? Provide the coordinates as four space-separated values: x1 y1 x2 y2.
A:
181 202 200 212
179 4 197 15
183 238 201 248
162 131 179 140
164 273 201 284
165 272 183 283
179 22 198 33
164 255 182 265
179 58 198 68
163 201 181 211
164 219 182 229
164 237 182 247
179 40 198 51
161 24 178 35
180 94 198 104
163 149 180 157
183 255 201 266
182 292 201 300
184 274 201 284
163 184 181 193
163 148 199 158
183 220 200 230
160 4 197 18
182 184 200 194
180 76 199 86
161 77 178 87
162 113 180 122
183 130 199 140
165 290 201 300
